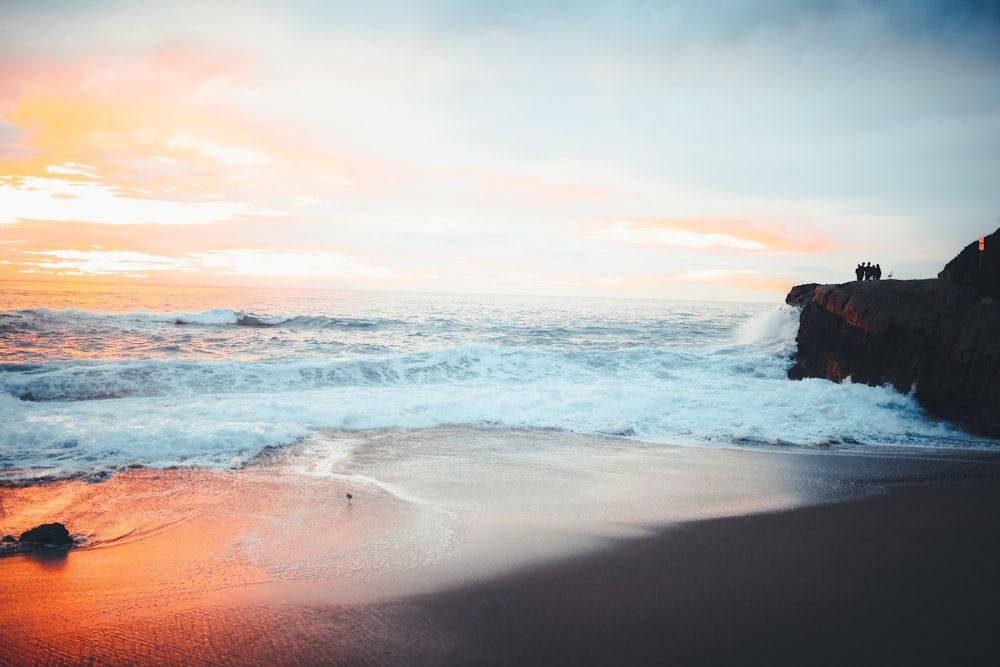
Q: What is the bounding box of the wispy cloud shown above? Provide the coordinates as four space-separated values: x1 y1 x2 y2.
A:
590 220 765 251
15 246 397 281
669 268 793 293
584 218 828 254
0 174 285 225
18 248 194 277
191 248 399 280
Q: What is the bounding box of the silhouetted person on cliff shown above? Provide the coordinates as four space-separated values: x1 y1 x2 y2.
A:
855 263 864 281
874 264 882 280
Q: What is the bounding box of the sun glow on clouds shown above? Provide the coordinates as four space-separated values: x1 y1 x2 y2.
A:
192 249 398 280
670 269 793 294
0 48 298 227
19 248 189 277
675 269 757 282
44 162 99 178
0 48 346 218
589 219 767 251
0 172 285 225
165 134 271 166
17 247 397 281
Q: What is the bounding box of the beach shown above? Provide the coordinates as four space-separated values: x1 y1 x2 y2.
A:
4 432 1000 666
412 477 1000 667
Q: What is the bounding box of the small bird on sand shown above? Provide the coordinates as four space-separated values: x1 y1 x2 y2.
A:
346 492 353 503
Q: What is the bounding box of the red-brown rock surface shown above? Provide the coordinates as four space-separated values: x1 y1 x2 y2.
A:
786 230 1000 438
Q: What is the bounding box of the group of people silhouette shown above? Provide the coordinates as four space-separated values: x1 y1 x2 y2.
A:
855 262 882 281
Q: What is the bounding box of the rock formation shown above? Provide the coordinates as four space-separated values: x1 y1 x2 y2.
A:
19 522 73 547
938 227 1000 298
786 230 1000 438
1 522 75 555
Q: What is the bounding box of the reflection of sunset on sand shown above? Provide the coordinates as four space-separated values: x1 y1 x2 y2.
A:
4 429 1000 665
2 471 276 628
0 466 417 663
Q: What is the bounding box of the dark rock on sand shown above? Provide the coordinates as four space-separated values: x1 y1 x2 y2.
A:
18 522 74 548
786 230 1000 438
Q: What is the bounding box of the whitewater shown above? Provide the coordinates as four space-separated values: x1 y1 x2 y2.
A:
1 282 994 482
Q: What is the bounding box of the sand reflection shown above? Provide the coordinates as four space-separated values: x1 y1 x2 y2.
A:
5 430 997 665
21 548 70 570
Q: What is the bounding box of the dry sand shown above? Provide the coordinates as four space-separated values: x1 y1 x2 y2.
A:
3 444 1000 666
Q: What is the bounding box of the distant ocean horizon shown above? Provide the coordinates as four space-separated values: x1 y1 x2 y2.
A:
2 280 995 484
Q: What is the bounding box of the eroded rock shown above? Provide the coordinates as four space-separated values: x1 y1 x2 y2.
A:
18 522 73 548
786 230 1000 438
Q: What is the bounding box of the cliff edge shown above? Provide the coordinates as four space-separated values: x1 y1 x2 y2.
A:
786 229 1000 438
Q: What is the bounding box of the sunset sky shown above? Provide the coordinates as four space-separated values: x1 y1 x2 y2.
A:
1 0 998 301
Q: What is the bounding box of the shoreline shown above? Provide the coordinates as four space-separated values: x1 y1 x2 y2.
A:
3 441 1000 665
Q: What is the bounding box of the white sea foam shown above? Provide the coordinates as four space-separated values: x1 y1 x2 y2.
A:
735 303 800 356
0 352 987 478
1 295 995 480
15 305 249 325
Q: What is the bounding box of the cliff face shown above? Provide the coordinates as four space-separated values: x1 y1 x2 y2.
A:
938 227 1000 298
786 231 1000 438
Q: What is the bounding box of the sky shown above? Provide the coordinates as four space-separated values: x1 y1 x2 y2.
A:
1 0 998 302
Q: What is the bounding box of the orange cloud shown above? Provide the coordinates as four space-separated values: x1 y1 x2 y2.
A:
2 48 242 168
566 268 794 298
498 268 793 298
17 248 193 278
6 245 398 282
585 217 831 254
0 46 362 212
670 268 792 292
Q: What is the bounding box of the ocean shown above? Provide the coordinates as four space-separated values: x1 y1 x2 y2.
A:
1 280 994 484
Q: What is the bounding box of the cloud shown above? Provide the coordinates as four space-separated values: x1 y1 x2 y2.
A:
589 220 765 251
15 246 398 281
165 133 271 166
674 268 758 282
18 248 188 277
583 218 829 254
44 162 99 178
0 175 285 225
0 118 25 154
662 267 793 295
191 248 399 279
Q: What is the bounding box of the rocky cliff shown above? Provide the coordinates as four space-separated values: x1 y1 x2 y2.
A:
938 227 1000 298
786 230 1000 438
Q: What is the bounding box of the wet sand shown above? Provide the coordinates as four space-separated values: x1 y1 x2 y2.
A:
409 477 1000 666
3 445 1000 666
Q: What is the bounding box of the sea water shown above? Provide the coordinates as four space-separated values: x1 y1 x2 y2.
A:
1 281 995 483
